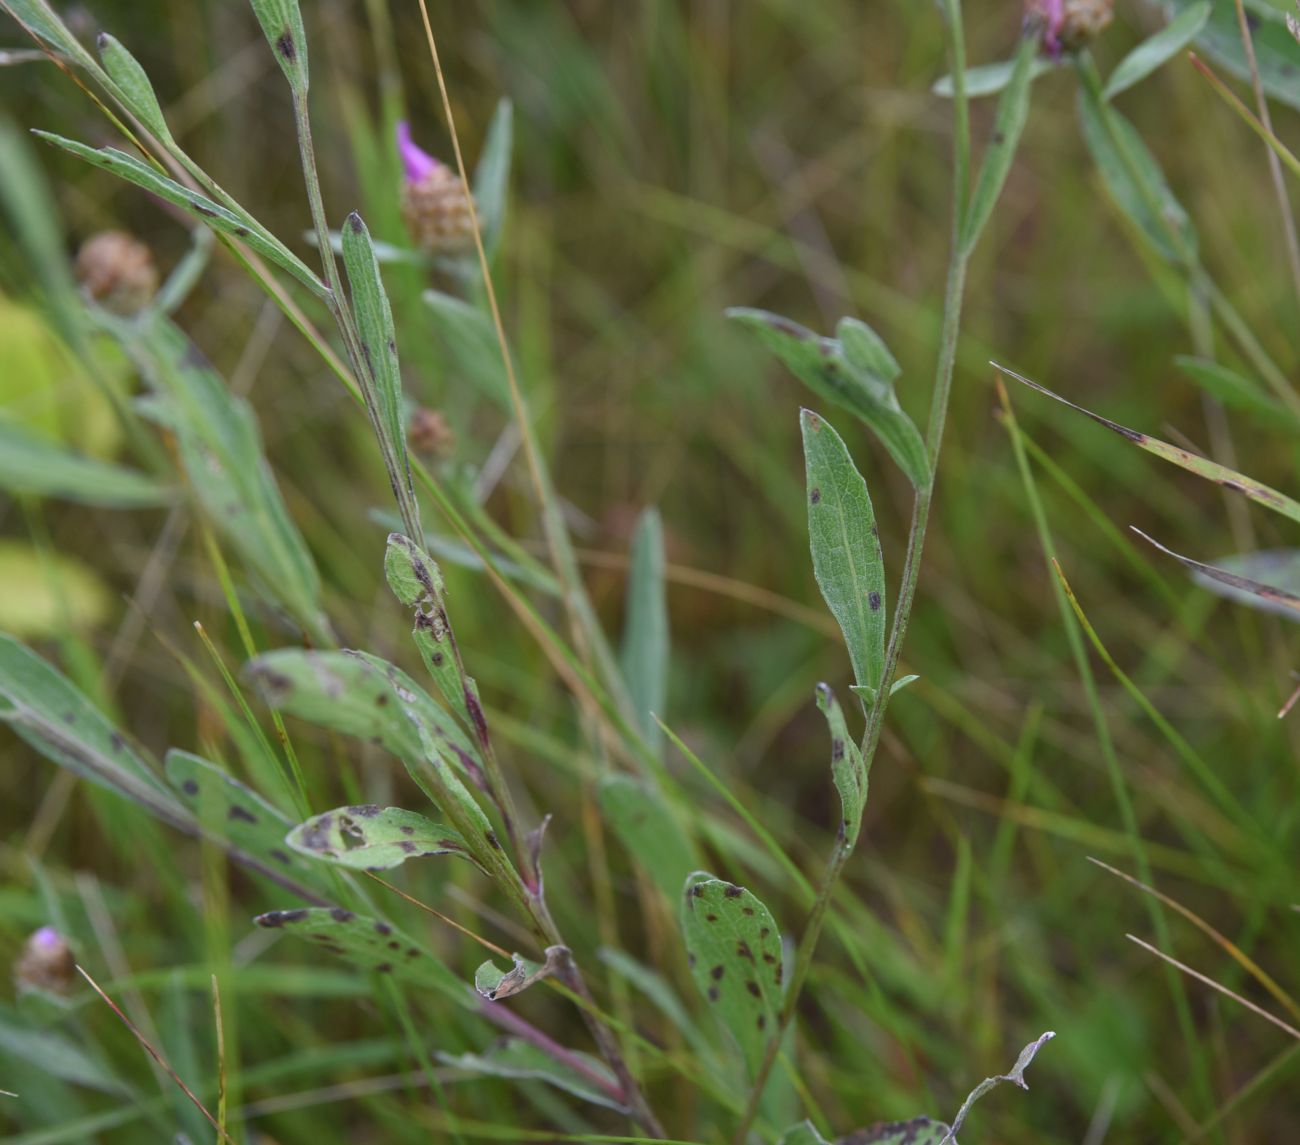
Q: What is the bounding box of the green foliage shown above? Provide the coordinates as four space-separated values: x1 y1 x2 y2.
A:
598 774 698 900
816 684 867 849
247 0 309 92
95 33 173 144
441 1039 625 1113
0 421 168 506
618 507 669 749
286 803 480 871
1103 2 1211 100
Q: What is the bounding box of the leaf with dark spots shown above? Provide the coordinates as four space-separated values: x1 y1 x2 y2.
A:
248 0 309 91
817 684 868 849
680 872 782 1076
474 946 567 1001
836 1117 950 1144
996 363 1300 525
287 804 480 872
253 907 467 1004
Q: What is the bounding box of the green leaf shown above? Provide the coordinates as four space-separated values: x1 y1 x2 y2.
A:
998 363 1300 526
815 684 867 850
0 632 185 826
164 750 325 887
1104 2 1211 99
1173 356 1296 427
244 648 481 785
286 804 479 872
961 36 1036 254
801 409 886 695
1168 0 1300 111
598 774 698 901
254 907 468 1004
422 289 512 409
681 872 783 1076
839 1118 950 1144
473 946 564 1001
0 421 168 507
0 0 101 73
1075 80 1197 265
33 132 324 297
134 321 327 641
440 1038 625 1113
473 98 513 257
341 212 419 531
96 33 174 144
836 317 899 384
247 0 309 92
776 1122 830 1145
729 308 929 489
619 508 669 750
0 1015 131 1096
933 56 1055 99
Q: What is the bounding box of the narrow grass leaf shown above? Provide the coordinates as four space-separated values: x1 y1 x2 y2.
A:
341 212 418 527
1104 2 1211 99
0 422 169 507
681 872 783 1076
422 289 511 409
729 308 929 489
1133 529 1300 617
247 0 308 93
473 946 563 1001
933 56 1054 98
472 98 513 257
0 632 184 825
1075 82 1197 264
0 1017 131 1096
619 508 669 750
996 364 1300 526
33 133 323 296
943 1031 1054 1142
254 907 467 1003
440 1038 625 1113
802 409 886 694
1180 548 1300 621
165 750 325 886
286 804 479 872
961 35 1035 254
598 774 698 901
96 33 174 144
1173 356 1297 427
815 683 867 849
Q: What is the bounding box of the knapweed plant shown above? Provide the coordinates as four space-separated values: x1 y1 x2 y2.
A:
2 0 1298 1141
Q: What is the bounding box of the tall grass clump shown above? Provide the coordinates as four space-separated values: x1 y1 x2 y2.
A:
1 0 1299 1141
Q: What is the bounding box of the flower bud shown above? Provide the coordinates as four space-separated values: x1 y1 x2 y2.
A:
74 230 158 315
14 926 76 996
408 406 456 457
1025 0 1114 56
397 122 477 255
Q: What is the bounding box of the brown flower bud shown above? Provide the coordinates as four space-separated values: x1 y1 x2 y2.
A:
397 123 477 255
74 230 159 315
408 406 456 457
14 926 77 995
1025 0 1114 55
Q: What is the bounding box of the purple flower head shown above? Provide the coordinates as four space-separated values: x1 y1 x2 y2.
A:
397 121 441 185
1043 0 1064 58
32 926 63 950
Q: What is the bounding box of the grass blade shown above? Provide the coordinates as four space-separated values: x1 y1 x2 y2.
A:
0 422 169 507
619 508 669 751
1104 2 1211 99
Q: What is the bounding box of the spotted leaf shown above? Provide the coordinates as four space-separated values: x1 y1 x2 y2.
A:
286 804 480 872
815 684 867 849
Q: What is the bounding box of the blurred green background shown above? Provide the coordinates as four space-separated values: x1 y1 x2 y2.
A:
2 1 1299 1141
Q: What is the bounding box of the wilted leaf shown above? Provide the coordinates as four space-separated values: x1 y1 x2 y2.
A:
815 684 867 850
802 409 887 695
1133 530 1300 618
287 803 479 871
1105 2 1211 99
254 907 467 1004
681 872 783 1076
474 946 565 1001
619 508 669 750
440 1037 625 1112
598 774 698 901
944 1030 1054 1141
729 308 928 489
0 420 169 507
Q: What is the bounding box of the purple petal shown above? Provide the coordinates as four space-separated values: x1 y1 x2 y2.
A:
32 926 62 949
396 121 439 184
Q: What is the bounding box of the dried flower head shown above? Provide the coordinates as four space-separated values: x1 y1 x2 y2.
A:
74 230 158 315
408 406 456 457
14 926 77 995
397 122 477 255
1025 0 1114 57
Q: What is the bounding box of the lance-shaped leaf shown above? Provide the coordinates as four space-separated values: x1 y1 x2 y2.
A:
254 907 467 1004
96 33 174 145
729 308 928 489
961 35 1036 255
1075 79 1197 265
598 774 698 901
341 213 419 533
0 633 186 828
384 533 479 735
839 1119 949 1144
287 804 480 872
815 684 867 850
0 421 170 507
134 321 328 641
248 0 309 93
1104 2 1211 99
473 98 513 258
474 946 565 1001
933 56 1055 99
681 872 783 1076
1173 356 1295 428
244 649 482 785
165 750 326 888
440 1038 625 1113
33 133 323 297
422 290 512 410
802 410 887 695
1167 0 1300 111
619 508 669 750
996 363 1300 526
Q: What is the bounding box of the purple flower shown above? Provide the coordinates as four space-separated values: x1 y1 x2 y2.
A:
397 121 440 185
32 926 62 950
1043 0 1065 58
